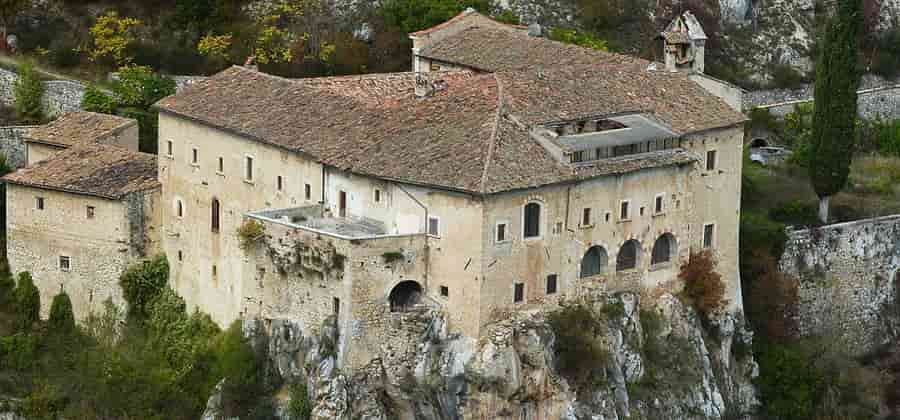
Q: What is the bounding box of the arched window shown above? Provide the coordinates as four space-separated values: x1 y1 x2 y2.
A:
524 202 541 238
211 199 221 233
616 240 640 271
580 246 608 278
651 233 677 265
389 280 423 312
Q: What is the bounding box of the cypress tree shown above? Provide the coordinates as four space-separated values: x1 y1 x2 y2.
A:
14 272 40 331
808 0 864 223
49 292 75 334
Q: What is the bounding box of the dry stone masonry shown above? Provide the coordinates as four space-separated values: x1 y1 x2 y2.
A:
779 215 900 353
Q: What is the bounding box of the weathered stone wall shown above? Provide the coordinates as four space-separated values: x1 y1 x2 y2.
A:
0 125 32 168
243 217 431 370
0 68 85 117
779 215 900 353
745 74 900 119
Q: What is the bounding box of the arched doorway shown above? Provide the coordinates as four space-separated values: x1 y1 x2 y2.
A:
617 240 641 271
389 280 423 312
749 138 769 148
580 246 608 278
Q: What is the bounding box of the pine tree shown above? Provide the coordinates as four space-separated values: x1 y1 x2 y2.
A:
808 0 864 223
14 271 40 331
13 60 44 124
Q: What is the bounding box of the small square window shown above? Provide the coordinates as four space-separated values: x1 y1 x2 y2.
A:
706 150 717 171
655 195 664 214
35 196 44 210
496 222 507 242
277 175 284 191
305 184 312 200
440 286 449 297
374 189 381 203
428 216 440 237
704 223 716 248
620 201 629 220
59 256 71 272
217 157 224 173
582 208 591 226
86 206 95 219
546 274 558 294
191 147 199 165
514 282 525 303
166 140 174 157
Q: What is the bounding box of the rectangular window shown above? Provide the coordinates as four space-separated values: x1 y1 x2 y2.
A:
428 216 440 237
217 157 224 173
305 184 311 200
582 208 591 226
514 282 524 303
86 206 95 219
166 140 174 157
35 196 44 210
496 222 507 242
374 189 381 203
706 150 717 171
333 297 340 316
553 221 563 235
191 147 199 165
571 150 585 163
546 274 558 294
605 212 611 223
655 195 664 214
244 156 254 182
59 256 71 272
704 223 716 248
620 201 629 220
440 286 449 297
276 175 283 191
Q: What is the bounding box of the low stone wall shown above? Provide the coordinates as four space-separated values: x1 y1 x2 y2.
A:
0 125 33 169
744 74 899 110
0 68 85 116
778 215 900 353
751 85 900 120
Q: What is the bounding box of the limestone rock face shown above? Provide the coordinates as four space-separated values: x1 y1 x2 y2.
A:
213 292 759 420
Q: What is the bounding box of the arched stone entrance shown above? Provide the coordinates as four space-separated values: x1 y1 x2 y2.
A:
389 280 423 312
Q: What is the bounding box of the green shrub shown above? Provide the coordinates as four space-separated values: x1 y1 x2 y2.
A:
872 28 900 79
13 60 44 124
119 255 169 321
547 303 610 388
633 309 701 398
287 381 313 420
0 260 15 306
768 63 807 89
216 320 271 417
0 332 38 370
48 292 75 335
548 28 608 51
14 272 40 332
768 200 819 226
755 341 826 420
112 66 176 109
117 107 160 154
81 85 117 114
237 219 266 251
679 251 726 318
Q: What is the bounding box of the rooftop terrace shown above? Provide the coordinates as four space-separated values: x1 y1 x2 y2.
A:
247 205 401 240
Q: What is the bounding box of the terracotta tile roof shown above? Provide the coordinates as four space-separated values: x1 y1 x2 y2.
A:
417 15 649 72
25 111 136 148
158 65 740 194
3 144 159 199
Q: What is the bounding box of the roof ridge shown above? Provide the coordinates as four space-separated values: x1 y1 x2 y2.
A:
479 73 504 194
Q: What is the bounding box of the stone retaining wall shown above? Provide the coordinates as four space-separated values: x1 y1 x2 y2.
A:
0 125 33 169
745 74 900 120
778 215 900 353
0 68 85 117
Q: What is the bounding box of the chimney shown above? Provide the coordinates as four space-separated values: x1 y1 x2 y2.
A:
244 56 258 72
528 23 543 37
415 73 448 98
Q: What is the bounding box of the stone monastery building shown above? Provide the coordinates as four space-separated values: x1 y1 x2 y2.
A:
5 10 746 367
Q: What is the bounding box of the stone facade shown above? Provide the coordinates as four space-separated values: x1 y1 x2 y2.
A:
5 184 161 321
0 126 32 169
779 215 900 353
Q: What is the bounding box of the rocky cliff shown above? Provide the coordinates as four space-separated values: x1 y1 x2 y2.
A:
203 292 759 420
